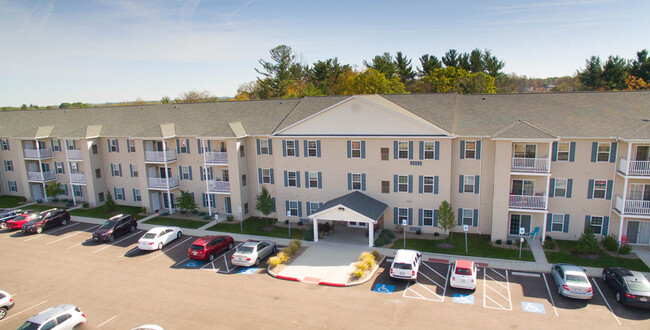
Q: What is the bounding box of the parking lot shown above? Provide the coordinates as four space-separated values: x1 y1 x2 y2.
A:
0 220 649 329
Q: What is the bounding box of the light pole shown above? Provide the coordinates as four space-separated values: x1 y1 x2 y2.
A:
402 220 407 248
287 210 292 238
238 207 243 233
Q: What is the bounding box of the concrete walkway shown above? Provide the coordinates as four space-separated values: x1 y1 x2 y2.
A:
632 246 650 270
526 237 549 264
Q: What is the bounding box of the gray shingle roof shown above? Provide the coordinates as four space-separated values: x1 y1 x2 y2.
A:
492 120 556 139
314 191 389 221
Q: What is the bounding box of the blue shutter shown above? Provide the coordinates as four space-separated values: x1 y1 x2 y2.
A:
474 176 480 194
197 139 202 154
564 214 571 233
584 215 591 231
294 140 299 156
476 141 481 159
306 202 311 215
567 179 573 198
258 168 263 184
419 141 424 160
178 166 182 180
603 216 610 235
202 193 206 207
296 171 301 188
460 140 465 159
185 139 189 153
393 141 398 159
286 200 290 215
606 180 613 200
361 141 365 158
303 140 308 157
200 166 204 181
408 208 413 225
393 175 398 192
591 142 598 162
435 141 440 160
587 179 594 199
316 140 321 157
458 208 462 224
569 142 576 162
418 175 423 194
284 171 288 187
473 209 478 227
267 139 272 155
298 201 302 217
282 140 287 157
393 207 398 224
418 209 423 226
549 179 555 197
347 141 351 158
130 164 134 177
408 141 413 159
51 140 55 151
107 139 111 152
348 173 352 190
271 198 276 212
133 189 136 201
121 188 125 200
113 187 117 200
118 164 122 177
207 140 211 152
176 139 180 153
609 142 617 163
459 175 464 193
408 175 413 193
270 169 274 184
434 176 439 194
552 142 558 161
361 173 366 191
115 140 119 152
318 172 322 189
126 139 131 153
188 166 192 180
546 214 553 232
256 139 261 155
61 162 65 174
304 172 309 189
434 210 439 227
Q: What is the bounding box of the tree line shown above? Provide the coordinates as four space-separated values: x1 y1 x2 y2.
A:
577 50 650 91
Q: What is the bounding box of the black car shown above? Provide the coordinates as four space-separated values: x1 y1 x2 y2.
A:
602 267 650 308
0 209 29 230
21 209 71 234
93 214 138 242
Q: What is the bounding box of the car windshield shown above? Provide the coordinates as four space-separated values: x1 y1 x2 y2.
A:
190 244 204 251
237 246 254 254
455 268 472 275
627 280 650 292
393 262 412 270
13 215 28 221
142 233 157 239
17 321 40 330
566 274 588 284
101 220 117 229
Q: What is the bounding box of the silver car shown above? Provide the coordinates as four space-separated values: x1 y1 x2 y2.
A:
17 304 86 330
231 240 277 267
0 289 15 320
551 264 593 300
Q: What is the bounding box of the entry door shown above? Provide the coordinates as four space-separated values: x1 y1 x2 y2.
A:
150 192 160 211
509 214 531 235
636 146 650 161
155 141 164 151
159 167 171 178
639 222 650 245
31 184 43 201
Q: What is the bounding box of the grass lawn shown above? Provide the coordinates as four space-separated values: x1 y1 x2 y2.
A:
545 240 650 272
70 205 146 220
143 217 207 229
206 217 306 240
27 204 67 212
390 233 535 262
0 196 27 208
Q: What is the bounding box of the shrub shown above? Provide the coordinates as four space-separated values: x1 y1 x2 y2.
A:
297 221 303 226
506 240 513 245
619 244 632 255
303 230 314 241
282 247 292 255
371 250 381 260
543 239 556 250
356 261 370 271
140 207 147 214
351 268 364 279
226 215 234 221
284 219 289 225
277 252 289 263
202 215 211 220
199 211 207 216
577 226 599 253
360 252 375 268
61 198 69 202
191 209 199 214
291 240 302 248
36 199 43 204
288 241 300 254
160 211 169 216
602 235 619 252
267 256 281 268
433 232 440 237
82 202 89 208
416 229 422 235
180 210 187 214
495 239 502 245
374 229 395 247
66 201 74 207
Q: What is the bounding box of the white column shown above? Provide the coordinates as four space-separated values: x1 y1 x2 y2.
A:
541 212 547 242
203 139 212 216
313 218 319 243
619 177 630 244
368 222 374 247
162 139 172 214
36 139 48 202
67 161 76 205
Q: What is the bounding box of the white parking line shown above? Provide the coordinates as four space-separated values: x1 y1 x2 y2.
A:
24 223 79 241
97 315 117 327
542 273 559 317
173 257 191 267
0 300 47 323
46 225 100 245
92 231 143 254
145 237 193 262
483 268 513 311
511 271 540 278
592 278 622 326
204 242 242 271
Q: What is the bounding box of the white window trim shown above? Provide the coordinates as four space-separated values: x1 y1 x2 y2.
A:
590 216 604 235
110 139 118 152
260 139 270 155
308 171 318 188
129 140 136 152
551 214 565 232
593 180 607 200
557 142 570 162
0 139 8 150
351 173 362 191
55 162 64 174
397 207 408 223
462 209 474 226
465 140 477 159
5 160 13 171
288 201 299 217
597 142 610 162
287 171 298 187
422 209 434 226
554 178 567 198
286 140 296 157
8 181 17 192
307 140 318 157
351 141 361 158
463 175 475 193
424 141 435 160
134 189 141 202
398 141 409 159
181 166 190 180
398 175 408 193
262 168 271 184
115 188 125 201
423 176 434 194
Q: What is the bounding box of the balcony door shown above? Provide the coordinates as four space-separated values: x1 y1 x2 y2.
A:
509 214 531 235
159 167 171 178
513 144 537 159
626 221 650 245
636 146 650 161
37 140 47 150
511 179 535 196
629 184 650 201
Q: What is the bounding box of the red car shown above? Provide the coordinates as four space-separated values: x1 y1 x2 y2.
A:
188 235 234 261
5 212 41 230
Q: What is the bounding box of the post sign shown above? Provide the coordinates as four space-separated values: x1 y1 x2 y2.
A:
402 220 407 226
519 227 525 235
463 225 469 232
237 207 242 213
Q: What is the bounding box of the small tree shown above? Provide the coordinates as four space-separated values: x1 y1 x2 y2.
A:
104 191 117 212
177 190 197 213
255 186 274 227
576 225 599 254
437 200 456 245
44 182 64 201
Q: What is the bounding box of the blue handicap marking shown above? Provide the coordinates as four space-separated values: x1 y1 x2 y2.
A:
453 293 475 305
372 283 395 294
238 267 260 275
521 301 546 314
184 260 203 268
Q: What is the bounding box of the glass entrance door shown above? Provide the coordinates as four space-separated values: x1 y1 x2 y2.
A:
509 214 531 235
636 146 650 161
627 221 650 245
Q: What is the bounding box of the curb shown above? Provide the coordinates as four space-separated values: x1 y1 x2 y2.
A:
321 256 386 288
276 274 300 282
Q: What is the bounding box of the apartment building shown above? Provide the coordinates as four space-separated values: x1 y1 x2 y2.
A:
1 92 649 247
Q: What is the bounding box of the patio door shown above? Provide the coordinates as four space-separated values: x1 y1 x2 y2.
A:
513 144 537 159
509 214 531 235
636 146 650 161
511 180 535 196
159 167 171 178
626 221 650 245
629 184 650 201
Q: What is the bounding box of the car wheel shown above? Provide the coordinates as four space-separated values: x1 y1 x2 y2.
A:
36 226 43 234
158 242 163 250
209 253 215 262
130 226 135 232
177 231 182 239
0 223 6 229
602 272 607 281
108 235 115 242
557 285 563 296
228 242 233 250
61 218 68 225
272 245 277 253
616 292 623 304
255 258 260 266
0 307 7 320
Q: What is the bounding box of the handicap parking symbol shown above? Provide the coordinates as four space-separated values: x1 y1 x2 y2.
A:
372 284 395 294
238 267 260 275
521 301 546 314
453 293 475 305
184 260 203 268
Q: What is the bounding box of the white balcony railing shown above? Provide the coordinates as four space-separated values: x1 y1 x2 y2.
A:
147 176 179 189
23 148 52 159
511 157 550 173
70 173 86 184
616 195 650 215
509 195 547 210
204 151 228 164
66 149 83 160
207 180 230 193
145 150 177 162
27 171 56 181
619 158 650 176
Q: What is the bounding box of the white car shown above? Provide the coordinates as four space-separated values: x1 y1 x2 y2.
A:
450 259 478 290
231 240 277 267
0 289 15 320
138 226 182 250
17 304 86 330
390 249 422 281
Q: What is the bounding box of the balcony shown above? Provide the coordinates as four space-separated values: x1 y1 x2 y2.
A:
207 180 230 193
70 173 86 184
28 171 56 182
509 195 546 210
511 157 550 174
145 150 177 163
66 149 83 160
204 151 228 165
23 148 52 159
619 158 650 176
615 195 650 216
148 176 180 190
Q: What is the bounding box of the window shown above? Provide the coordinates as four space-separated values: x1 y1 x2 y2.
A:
308 172 319 188
66 140 75 150
286 140 296 156
56 313 71 324
462 209 474 226
219 142 227 152
111 164 121 177
109 139 118 152
262 169 271 184
382 181 390 193
181 166 191 180
70 163 79 173
55 162 65 174
287 171 297 187
464 176 475 193
597 143 610 162
398 175 408 192
423 176 434 193
351 173 362 190
554 178 567 197
8 181 17 192
629 184 649 201
308 202 320 215
381 148 389 160
307 140 318 157
242 174 247 186
239 145 245 157
95 168 101 179
133 189 141 202
51 139 61 151
178 139 188 154
398 141 409 159
115 188 125 201
590 216 604 234
260 139 270 155
593 180 607 199
130 164 138 178
244 202 249 214
0 139 8 150
4 160 13 171
351 141 361 158
465 141 477 159
397 208 408 224
73 185 83 198
129 140 136 152
98 192 105 202
92 144 98 154
511 179 534 195
222 169 229 182
513 143 536 158
288 201 299 216
557 142 570 161
423 209 434 226
552 214 565 232
423 142 435 159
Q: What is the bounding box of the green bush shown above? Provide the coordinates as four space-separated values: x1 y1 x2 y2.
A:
180 210 187 214
374 229 395 247
36 199 43 203
416 229 422 235
288 241 300 254
577 226 599 253
371 250 381 260
191 209 199 214
202 215 211 220
619 244 632 255
226 215 234 221
199 211 207 216
506 240 513 245
303 230 314 241
433 232 440 237
277 252 289 263
291 240 302 248
297 221 303 226
82 202 89 208
356 261 370 271
66 201 74 207
543 238 557 250
495 239 502 245
284 219 289 225
602 235 619 252
282 247 292 255
351 268 364 279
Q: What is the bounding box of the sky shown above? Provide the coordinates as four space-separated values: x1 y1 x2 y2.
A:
1 0 648 107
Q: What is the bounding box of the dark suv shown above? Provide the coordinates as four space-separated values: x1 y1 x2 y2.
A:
93 214 138 242
21 209 71 234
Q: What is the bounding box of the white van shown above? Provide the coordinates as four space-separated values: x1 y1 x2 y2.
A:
390 249 422 281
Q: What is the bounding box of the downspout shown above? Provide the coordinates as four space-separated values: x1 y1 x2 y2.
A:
542 141 553 242
477 138 482 235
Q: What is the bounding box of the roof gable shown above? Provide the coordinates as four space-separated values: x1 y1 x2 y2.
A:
492 120 556 140
310 192 388 222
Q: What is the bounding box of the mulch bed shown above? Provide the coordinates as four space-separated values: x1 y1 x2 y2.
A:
268 246 308 274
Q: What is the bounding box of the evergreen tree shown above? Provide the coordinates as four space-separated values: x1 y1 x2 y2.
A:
630 49 650 82
418 54 443 76
394 52 416 86
363 52 397 80
578 56 605 90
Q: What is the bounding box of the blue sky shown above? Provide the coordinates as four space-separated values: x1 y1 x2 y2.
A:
1 0 648 106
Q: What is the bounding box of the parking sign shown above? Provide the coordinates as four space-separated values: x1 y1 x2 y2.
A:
463 225 468 231
402 220 407 226
519 227 525 235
